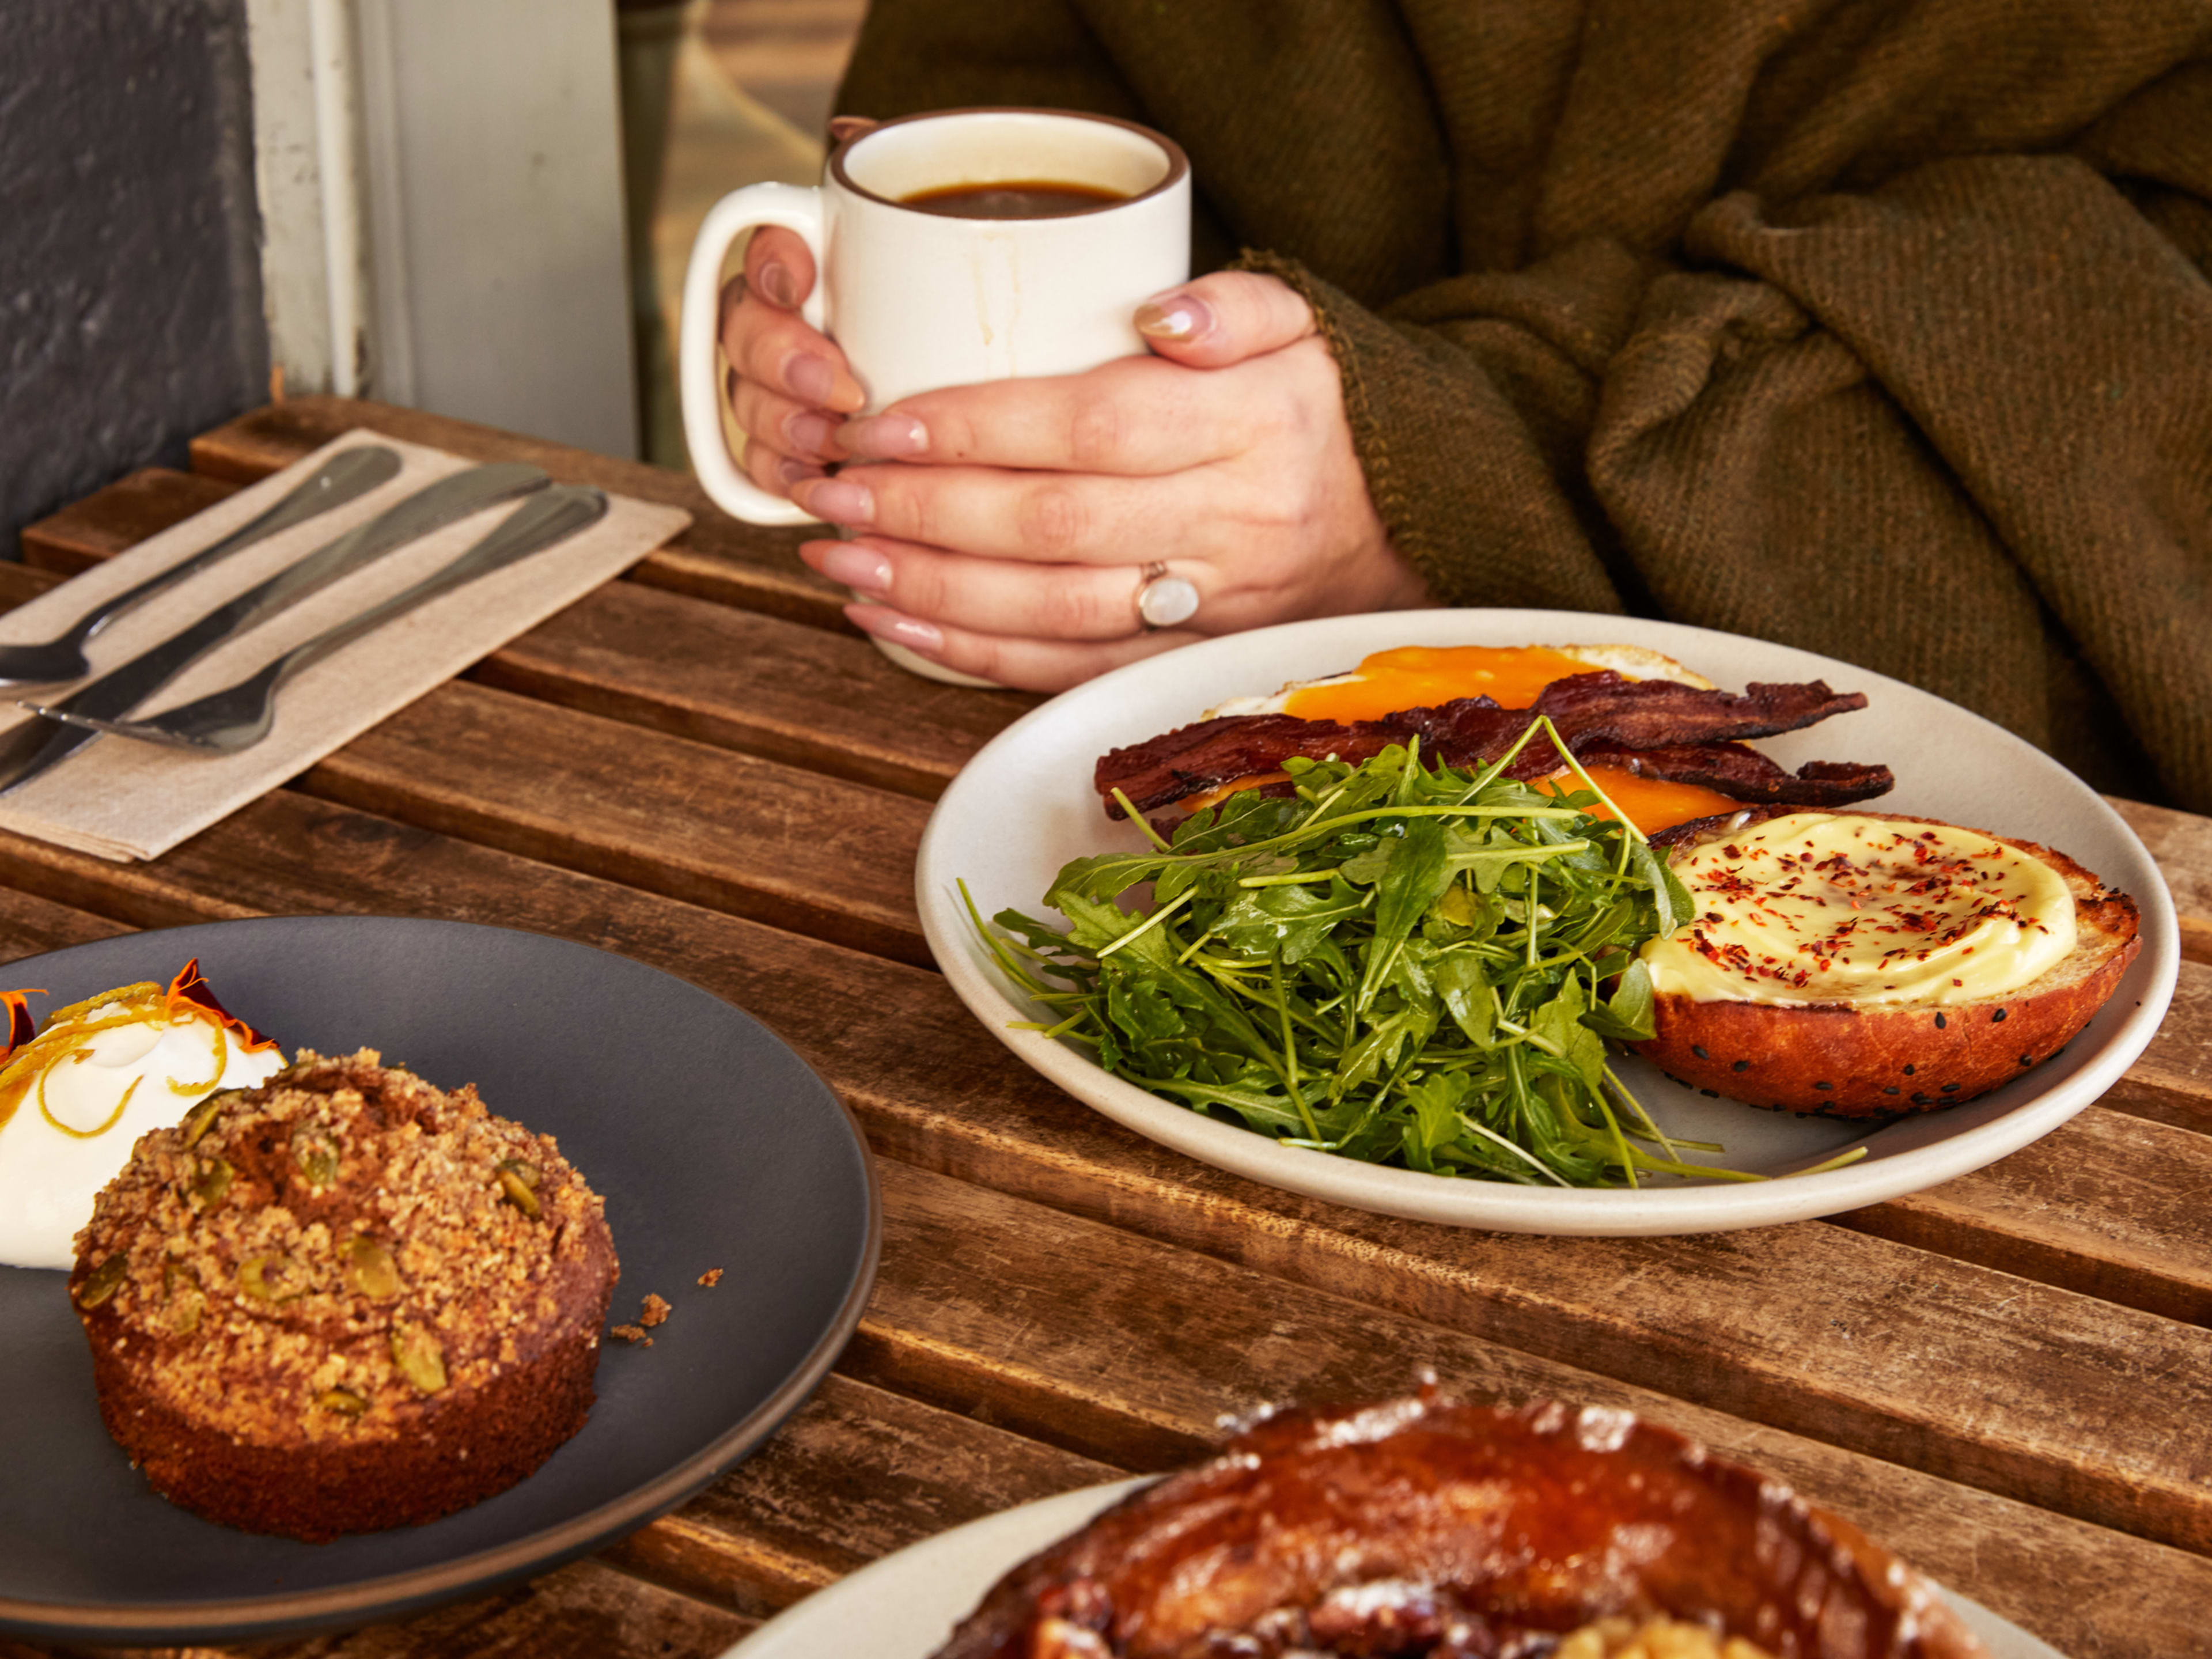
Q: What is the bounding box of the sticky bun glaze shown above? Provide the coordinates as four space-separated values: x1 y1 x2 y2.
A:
931 1395 1987 1659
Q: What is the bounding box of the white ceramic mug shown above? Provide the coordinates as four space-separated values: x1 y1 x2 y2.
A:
679 109 1192 680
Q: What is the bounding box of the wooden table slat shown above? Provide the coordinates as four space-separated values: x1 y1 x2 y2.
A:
2109 797 2212 964
472 580 1036 801
18 467 238 575
1835 1098 2212 1325
602 1374 1119 1618
302 681 934 966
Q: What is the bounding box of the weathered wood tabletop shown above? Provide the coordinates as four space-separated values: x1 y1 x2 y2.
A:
5 396 2210 1659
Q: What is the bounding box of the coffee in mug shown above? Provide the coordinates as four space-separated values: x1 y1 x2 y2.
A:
899 180 1132 218
679 108 1192 532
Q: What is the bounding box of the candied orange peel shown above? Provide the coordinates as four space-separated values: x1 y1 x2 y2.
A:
0 960 276 1137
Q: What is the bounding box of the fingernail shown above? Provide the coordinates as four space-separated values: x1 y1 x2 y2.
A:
784 351 836 405
849 604 943 655
757 260 798 308
1135 293 1214 342
791 476 873 525
839 413 928 460
816 543 893 594
778 457 825 491
785 410 836 457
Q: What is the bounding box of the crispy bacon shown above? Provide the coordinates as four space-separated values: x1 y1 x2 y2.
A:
1578 740 1894 806
1095 673 1884 819
1525 672 1868 745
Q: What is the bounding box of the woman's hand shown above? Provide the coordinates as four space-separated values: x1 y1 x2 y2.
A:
803 271 1427 690
715 225 866 499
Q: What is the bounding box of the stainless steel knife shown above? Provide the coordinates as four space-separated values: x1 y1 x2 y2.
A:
0 461 550 796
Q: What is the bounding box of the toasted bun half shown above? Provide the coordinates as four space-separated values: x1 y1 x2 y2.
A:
1630 813 2140 1119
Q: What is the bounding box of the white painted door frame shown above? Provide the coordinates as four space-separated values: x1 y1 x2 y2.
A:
243 0 639 458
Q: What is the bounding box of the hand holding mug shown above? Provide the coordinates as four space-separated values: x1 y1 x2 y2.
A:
794 270 1429 691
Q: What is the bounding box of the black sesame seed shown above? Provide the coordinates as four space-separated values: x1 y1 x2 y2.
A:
1883 1085 1900 1096
1992 1007 2008 1023
1941 1083 1960 1093
1814 1081 1833 1091
1911 1092 1931 1105
2019 1054 2034 1067
1733 1059 1750 1072
1701 1088 1720 1099
1934 1012 1948 1029
1692 1045 1710 1060
1902 1063 1916 1075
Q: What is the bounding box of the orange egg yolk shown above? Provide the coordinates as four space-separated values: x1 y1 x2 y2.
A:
1535 766 1743 835
1281 644 1602 723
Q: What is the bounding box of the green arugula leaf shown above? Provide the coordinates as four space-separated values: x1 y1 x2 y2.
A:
973 729 1727 1191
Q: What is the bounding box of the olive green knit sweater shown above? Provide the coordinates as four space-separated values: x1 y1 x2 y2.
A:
838 0 2212 809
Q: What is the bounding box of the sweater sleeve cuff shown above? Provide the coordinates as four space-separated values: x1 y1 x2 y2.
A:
1229 249 1626 618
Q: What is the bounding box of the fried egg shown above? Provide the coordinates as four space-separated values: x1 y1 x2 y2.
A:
1202 643 1715 722
1191 643 1742 835
0 968 282 1270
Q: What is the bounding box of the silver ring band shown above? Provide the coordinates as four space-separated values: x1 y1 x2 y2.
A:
1135 561 1200 632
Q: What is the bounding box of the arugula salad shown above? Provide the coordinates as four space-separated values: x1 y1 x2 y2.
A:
969 724 1766 1189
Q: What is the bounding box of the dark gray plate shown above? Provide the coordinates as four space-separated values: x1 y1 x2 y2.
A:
0 915 880 1645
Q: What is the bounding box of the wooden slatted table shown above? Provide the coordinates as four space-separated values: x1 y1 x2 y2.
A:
6 395 2210 1659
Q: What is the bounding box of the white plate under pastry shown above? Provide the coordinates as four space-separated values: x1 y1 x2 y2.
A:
719 1477 2068 1659
914 609 2179 1236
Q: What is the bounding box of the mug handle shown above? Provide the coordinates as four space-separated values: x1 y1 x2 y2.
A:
680 182 831 527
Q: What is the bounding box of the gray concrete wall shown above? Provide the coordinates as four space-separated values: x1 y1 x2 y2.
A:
2 0 270 556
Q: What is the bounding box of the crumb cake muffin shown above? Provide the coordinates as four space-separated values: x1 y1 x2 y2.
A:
69 1049 619 1540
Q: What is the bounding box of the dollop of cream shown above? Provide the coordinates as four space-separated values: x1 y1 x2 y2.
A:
0 1003 282 1270
1641 813 2075 1007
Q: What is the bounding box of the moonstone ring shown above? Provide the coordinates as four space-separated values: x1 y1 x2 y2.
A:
1135 562 1200 631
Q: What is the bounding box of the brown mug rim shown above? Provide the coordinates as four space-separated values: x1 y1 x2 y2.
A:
828 107 1191 219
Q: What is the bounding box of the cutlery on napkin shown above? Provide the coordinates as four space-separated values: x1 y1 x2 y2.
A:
0 432 690 862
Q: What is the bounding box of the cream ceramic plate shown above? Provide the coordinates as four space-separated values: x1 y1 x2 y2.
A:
915 609 2179 1235
722 1476 2067 1659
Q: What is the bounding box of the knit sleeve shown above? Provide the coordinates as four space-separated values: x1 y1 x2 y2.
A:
1240 87 2212 806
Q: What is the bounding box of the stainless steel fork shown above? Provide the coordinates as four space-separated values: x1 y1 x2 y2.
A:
26 484 609 755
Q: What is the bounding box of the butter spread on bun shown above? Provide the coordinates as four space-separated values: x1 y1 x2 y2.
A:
1642 812 2076 1008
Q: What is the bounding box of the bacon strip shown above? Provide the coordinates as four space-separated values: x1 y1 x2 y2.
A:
1096 673 1884 819
1578 741 1894 806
